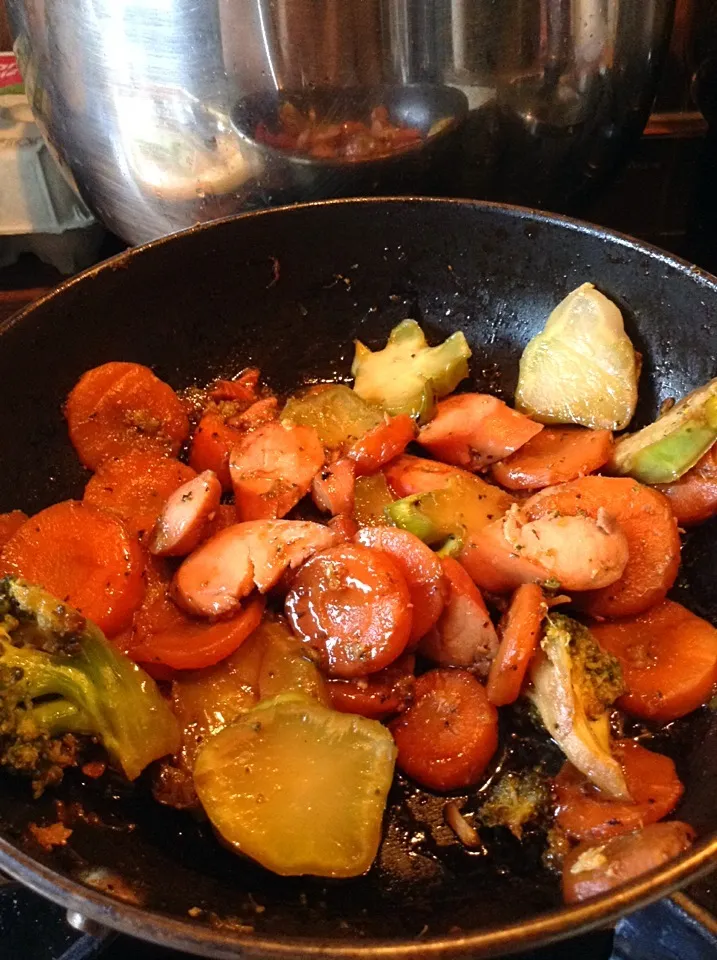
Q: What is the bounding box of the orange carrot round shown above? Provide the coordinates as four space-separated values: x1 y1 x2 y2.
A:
0 511 28 552
347 414 416 477
327 513 359 542
327 654 416 719
354 526 447 644
189 411 243 490
209 368 260 403
65 361 189 470
0 500 144 637
206 503 239 536
83 452 196 539
487 583 547 706
390 668 498 791
657 444 717 526
285 543 412 678
555 740 684 842
524 476 680 618
491 427 613 490
591 600 717 723
132 586 265 670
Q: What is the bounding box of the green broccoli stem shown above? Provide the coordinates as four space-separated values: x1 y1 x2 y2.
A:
29 699 96 738
0 578 180 784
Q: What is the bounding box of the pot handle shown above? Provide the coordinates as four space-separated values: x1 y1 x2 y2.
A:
611 894 717 960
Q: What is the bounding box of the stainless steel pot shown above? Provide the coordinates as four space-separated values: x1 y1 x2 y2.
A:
8 0 675 244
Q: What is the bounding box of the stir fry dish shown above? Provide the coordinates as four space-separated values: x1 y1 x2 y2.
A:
1 282 716 904
254 102 425 161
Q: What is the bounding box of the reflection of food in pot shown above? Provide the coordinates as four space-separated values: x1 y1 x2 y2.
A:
128 130 260 202
254 102 427 161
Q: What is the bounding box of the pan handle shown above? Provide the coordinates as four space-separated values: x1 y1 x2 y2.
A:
611 894 717 960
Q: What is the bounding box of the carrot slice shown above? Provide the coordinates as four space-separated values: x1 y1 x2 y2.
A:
347 414 416 477
390 668 498 791
149 470 223 557
285 543 412 678
132 587 265 670
83 452 196 539
65 361 189 470
327 654 416 719
354 526 447 644
0 501 144 637
230 421 324 521
0 511 28 551
419 557 498 673
657 445 717 526
555 740 684 842
524 476 680 618
487 583 547 705
418 394 543 470
591 601 717 723
209 368 260 403
189 411 241 490
490 427 614 490
311 459 356 516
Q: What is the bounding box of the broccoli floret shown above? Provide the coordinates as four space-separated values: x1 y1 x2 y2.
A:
479 770 550 839
528 614 628 799
0 578 179 796
566 615 624 720
352 320 471 423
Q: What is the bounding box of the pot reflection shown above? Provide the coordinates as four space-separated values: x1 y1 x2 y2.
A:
8 0 674 243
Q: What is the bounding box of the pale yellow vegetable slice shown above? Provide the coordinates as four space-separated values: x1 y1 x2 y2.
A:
352 320 471 423
169 618 327 774
281 384 382 451
257 619 329 704
353 474 396 527
193 695 397 877
516 283 638 430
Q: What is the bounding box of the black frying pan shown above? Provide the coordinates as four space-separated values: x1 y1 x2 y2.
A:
0 199 716 959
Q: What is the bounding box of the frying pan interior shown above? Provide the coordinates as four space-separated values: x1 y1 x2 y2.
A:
0 199 716 957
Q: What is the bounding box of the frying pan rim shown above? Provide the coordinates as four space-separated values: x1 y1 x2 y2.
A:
3 195 717 343
1 196 716 957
